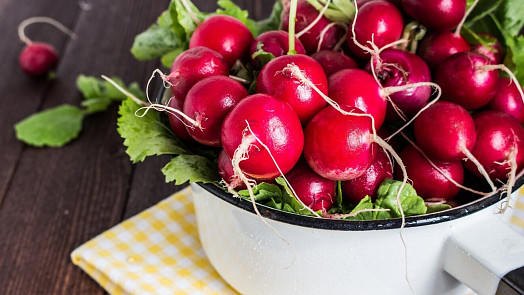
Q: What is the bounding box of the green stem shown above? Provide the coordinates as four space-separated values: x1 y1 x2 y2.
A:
287 0 298 55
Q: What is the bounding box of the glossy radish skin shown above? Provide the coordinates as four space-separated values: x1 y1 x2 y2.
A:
189 15 253 67
328 69 386 129
286 160 335 211
19 42 58 76
366 48 432 120
304 106 375 181
435 52 498 110
281 1 345 54
256 54 328 124
396 145 464 200
183 76 248 146
218 149 246 189
249 30 306 68
465 111 524 181
417 32 470 71
401 0 466 32
342 145 392 203
167 97 196 144
471 34 505 65
487 77 524 123
168 46 229 105
310 50 358 77
347 0 404 60
221 94 304 180
414 101 476 161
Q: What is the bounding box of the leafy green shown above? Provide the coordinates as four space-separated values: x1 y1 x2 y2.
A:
347 196 374 220
373 178 427 220
15 75 142 148
161 154 219 184
15 105 86 147
426 203 452 214
275 177 319 216
256 1 283 33
495 0 524 36
251 41 276 67
238 182 284 202
117 98 189 163
216 0 258 36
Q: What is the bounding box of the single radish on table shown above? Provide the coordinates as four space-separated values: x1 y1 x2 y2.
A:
221 94 304 181
256 54 328 124
189 14 254 67
182 75 248 146
166 46 229 105
286 160 336 212
17 16 76 76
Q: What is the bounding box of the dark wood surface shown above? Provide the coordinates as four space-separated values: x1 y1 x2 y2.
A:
0 0 272 293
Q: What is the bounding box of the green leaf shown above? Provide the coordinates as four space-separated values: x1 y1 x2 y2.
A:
495 0 524 36
505 35 524 85
257 1 283 33
465 0 503 27
251 41 276 67
15 105 86 147
216 0 258 36
426 204 452 214
172 0 206 38
161 48 185 68
373 178 427 220
238 182 283 202
346 196 374 220
162 154 219 184
131 25 184 61
81 97 112 114
117 98 190 163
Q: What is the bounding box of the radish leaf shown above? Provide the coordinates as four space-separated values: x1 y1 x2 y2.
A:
161 154 219 184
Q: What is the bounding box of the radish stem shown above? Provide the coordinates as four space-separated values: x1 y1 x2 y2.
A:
287 0 299 54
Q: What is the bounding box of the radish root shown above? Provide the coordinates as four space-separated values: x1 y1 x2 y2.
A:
454 0 479 35
317 22 348 53
18 16 77 46
462 147 497 193
481 64 524 105
498 142 518 214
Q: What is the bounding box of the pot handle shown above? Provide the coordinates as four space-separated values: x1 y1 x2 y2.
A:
443 208 524 295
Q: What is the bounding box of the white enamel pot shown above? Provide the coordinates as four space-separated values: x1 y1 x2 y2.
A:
191 178 524 295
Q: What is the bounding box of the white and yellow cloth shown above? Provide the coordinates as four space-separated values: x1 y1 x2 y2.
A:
72 187 524 295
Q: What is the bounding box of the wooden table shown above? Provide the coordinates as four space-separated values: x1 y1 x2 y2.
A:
0 0 272 293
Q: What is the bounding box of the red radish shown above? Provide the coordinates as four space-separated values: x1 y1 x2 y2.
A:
487 77 524 123
310 50 358 77
249 30 306 68
347 0 404 60
435 52 498 110
167 97 197 144
396 145 464 200
417 32 470 71
464 111 524 182
183 76 248 146
328 69 386 129
19 43 58 76
366 48 432 120
342 145 392 203
218 149 246 190
256 54 328 124
286 160 335 211
413 101 476 161
471 34 505 65
167 46 229 105
304 106 375 181
401 0 466 32
189 15 253 67
281 1 345 54
17 16 76 76
221 94 304 180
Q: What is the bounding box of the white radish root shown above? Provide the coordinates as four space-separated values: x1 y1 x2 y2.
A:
18 16 77 46
481 64 524 105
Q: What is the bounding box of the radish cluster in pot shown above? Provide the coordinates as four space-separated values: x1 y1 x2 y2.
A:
156 0 523 215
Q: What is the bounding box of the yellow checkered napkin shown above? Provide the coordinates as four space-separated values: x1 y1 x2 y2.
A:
71 187 238 295
510 186 524 235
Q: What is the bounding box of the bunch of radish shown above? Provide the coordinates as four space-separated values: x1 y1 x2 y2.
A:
151 0 524 217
